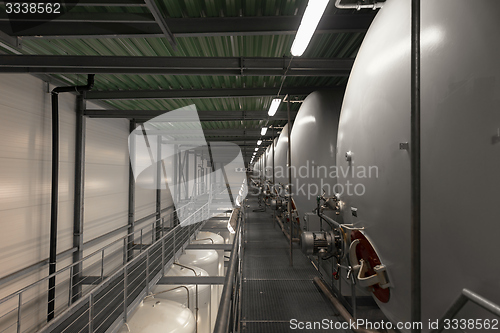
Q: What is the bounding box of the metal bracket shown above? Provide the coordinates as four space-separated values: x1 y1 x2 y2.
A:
345 150 353 162
399 142 409 150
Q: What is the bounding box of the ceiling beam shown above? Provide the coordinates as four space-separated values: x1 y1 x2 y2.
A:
160 140 275 146
0 14 375 39
142 129 263 136
144 0 176 49
0 13 156 24
0 55 353 76
84 109 297 120
0 29 21 49
160 136 262 143
75 0 147 6
85 86 341 100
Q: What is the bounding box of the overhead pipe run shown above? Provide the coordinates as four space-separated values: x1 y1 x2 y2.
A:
335 0 383 10
48 74 95 321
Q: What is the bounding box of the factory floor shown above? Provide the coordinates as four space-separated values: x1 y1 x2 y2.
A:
240 197 352 333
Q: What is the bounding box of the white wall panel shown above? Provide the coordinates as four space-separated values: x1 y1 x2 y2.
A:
83 110 124 254
0 76 176 329
83 117 129 263
0 73 76 330
134 164 157 221
0 74 76 280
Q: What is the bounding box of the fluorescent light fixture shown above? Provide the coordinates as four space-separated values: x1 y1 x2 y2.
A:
261 127 268 135
255 148 259 151
257 140 262 145
290 0 329 56
268 98 282 116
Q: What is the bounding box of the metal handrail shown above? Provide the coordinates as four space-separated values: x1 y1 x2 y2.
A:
0 203 185 306
0 204 178 288
430 289 500 333
213 208 243 333
37 202 210 333
0 200 204 333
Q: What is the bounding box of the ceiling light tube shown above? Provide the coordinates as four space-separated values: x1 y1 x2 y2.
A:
268 98 282 116
255 148 259 151
290 0 330 56
261 127 268 135
257 140 262 145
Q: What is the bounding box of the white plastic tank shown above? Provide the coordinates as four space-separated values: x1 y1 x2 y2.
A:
192 231 225 310
336 0 500 330
178 250 219 332
120 298 196 333
152 264 211 333
192 231 225 277
289 90 343 221
178 250 218 277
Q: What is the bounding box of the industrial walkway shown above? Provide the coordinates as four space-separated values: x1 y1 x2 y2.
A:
241 197 351 333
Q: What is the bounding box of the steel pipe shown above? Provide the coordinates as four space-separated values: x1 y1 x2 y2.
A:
410 1 422 331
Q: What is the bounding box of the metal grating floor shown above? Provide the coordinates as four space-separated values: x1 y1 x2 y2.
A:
241 198 353 333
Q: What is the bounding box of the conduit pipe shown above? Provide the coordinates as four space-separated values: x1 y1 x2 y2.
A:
335 0 383 10
410 0 422 330
48 74 95 321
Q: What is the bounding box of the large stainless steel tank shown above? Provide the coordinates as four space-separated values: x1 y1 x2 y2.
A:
273 124 289 186
265 144 272 182
337 0 500 328
290 90 343 220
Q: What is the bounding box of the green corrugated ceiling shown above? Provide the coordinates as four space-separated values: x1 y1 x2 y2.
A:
0 0 376 162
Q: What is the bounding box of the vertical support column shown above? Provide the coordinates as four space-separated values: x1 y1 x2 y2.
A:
185 150 190 199
221 160 234 207
174 144 179 204
156 135 162 241
71 95 86 304
207 143 216 193
127 120 136 262
193 150 197 196
410 0 422 331
272 127 275 185
47 92 59 321
287 99 293 267
263 143 267 183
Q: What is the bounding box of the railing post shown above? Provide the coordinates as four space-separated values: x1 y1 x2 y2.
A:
68 266 74 307
88 293 94 333
146 250 150 294
123 238 127 265
173 228 177 259
140 230 143 253
161 237 165 276
17 293 22 333
123 266 128 323
100 249 105 282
